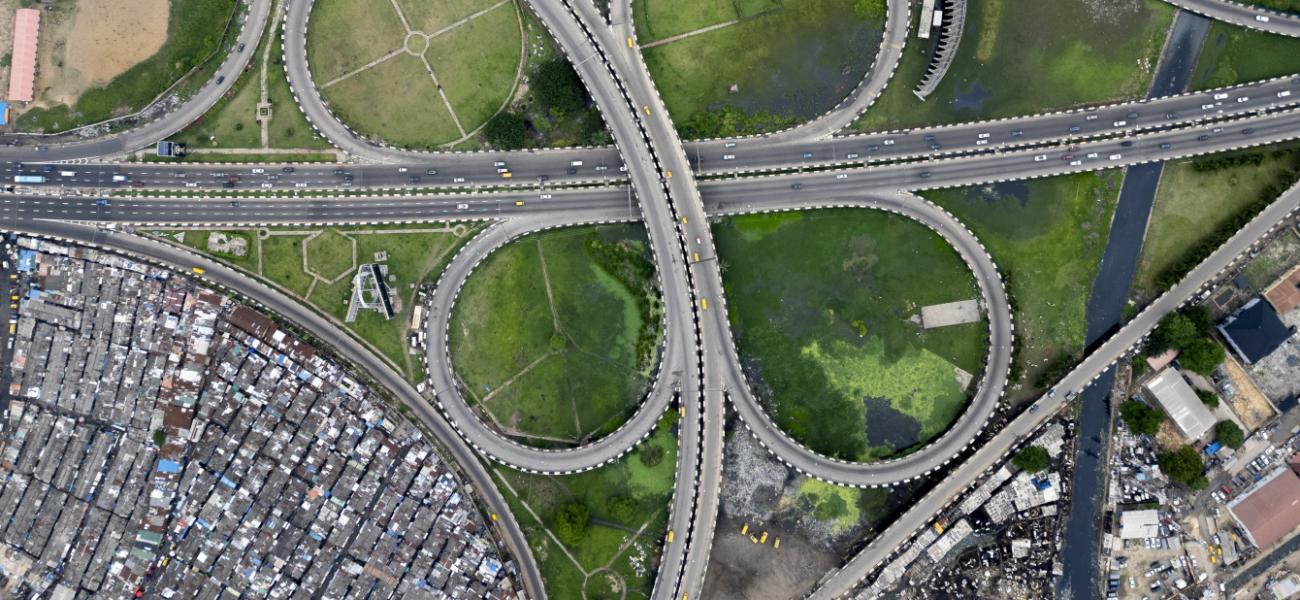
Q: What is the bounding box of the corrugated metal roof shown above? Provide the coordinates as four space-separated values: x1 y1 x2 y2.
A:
1228 465 1300 550
8 9 40 102
1145 368 1216 441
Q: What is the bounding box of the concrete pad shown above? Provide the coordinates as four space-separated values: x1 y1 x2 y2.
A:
921 299 981 329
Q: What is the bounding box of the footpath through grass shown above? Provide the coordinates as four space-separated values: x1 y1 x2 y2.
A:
18 0 242 132
713 209 987 462
153 224 479 383
922 173 1121 400
491 410 678 600
856 0 1173 131
638 0 884 138
1190 21 1300 91
450 225 663 447
309 0 522 148
1134 143 1300 296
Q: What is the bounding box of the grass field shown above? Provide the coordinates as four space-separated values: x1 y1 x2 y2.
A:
423 1 522 130
308 0 523 147
153 224 477 382
491 410 678 599
638 0 883 138
923 173 1121 400
856 0 1173 131
17 0 242 132
449 225 661 446
1133 147 1300 295
157 230 259 273
712 209 986 462
1190 22 1300 91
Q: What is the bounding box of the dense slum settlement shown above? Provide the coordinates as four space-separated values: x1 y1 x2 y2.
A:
0 236 522 599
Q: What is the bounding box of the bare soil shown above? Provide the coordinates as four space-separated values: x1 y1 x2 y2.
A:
702 516 837 600
33 0 167 107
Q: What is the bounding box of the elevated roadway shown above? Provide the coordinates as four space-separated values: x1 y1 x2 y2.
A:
1160 0 1300 37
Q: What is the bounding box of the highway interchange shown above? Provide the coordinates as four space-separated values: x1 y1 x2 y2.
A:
4 0 1300 598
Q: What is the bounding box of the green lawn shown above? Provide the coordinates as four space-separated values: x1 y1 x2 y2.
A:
713 209 986 462
1133 146 1300 295
923 173 1121 400
268 31 332 149
856 0 1173 131
17 0 241 132
321 54 462 147
424 1 522 133
1190 21 1300 91
449 225 661 446
398 0 498 33
304 230 354 280
492 410 678 599
261 234 314 297
639 0 884 138
155 229 259 273
307 0 406 83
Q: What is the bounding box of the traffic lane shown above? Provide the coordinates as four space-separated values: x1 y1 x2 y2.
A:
7 218 549 600
1159 0 1300 38
0 0 274 163
810 181 1300 600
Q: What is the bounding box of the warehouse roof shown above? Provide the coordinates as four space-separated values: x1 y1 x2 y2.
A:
8 8 39 102
1144 368 1217 441
1228 463 1300 550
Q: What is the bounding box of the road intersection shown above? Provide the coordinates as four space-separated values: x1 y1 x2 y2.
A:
6 0 1300 598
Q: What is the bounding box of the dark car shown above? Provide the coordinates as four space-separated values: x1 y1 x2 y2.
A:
1120 140 1133 147
791 183 803 190
867 144 879 151
1197 134 1211 141
333 168 346 175
216 75 225 85
230 201 241 207
566 167 577 175
222 181 235 188
95 198 110 206
1010 129 1024 137
1243 128 1256 135
919 171 932 178
1068 125 1081 133
408 175 421 183
1159 143 1171 150
1126 112 1138 119
282 166 295 173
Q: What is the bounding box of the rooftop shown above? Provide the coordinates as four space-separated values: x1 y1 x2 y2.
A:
1219 297 1295 365
7 9 39 103
1144 368 1217 441
1227 462 1300 550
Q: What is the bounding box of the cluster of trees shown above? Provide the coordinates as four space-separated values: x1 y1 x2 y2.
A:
1035 351 1079 389
1153 148 1300 290
552 503 589 545
1189 150 1266 173
1158 445 1208 489
1011 445 1050 473
1147 308 1225 375
484 112 527 150
484 60 596 150
680 106 797 140
1120 399 1163 436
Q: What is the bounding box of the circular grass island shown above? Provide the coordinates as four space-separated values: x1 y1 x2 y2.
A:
713 208 991 463
307 0 524 148
448 224 664 448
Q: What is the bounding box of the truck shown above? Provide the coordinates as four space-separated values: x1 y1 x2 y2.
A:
13 175 44 184
156 141 187 158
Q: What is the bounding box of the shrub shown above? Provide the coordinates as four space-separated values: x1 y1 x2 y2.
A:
484 112 527 149
552 503 589 546
1180 338 1225 375
1196 389 1219 409
638 444 664 468
532 60 586 116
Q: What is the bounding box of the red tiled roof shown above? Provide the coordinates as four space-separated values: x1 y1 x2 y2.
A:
1229 465 1300 550
1266 265 1300 316
8 8 40 102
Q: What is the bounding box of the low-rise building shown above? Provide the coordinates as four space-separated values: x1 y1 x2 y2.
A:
1144 368 1217 441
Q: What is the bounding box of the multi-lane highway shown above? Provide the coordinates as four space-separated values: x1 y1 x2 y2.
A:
1160 0 1300 37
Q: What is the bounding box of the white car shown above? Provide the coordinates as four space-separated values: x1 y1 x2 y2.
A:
976 139 989 146
295 182 308 188
453 177 466 183
397 167 408 173
835 173 848 179
1237 96 1250 103
722 154 735 160
260 182 273 188
252 168 265 174
456 203 469 209
1279 90 1293 98
1086 152 1099 159
1085 114 1099 121
1257 14 1271 22
724 142 737 148
882 139 895 145
1069 160 1082 166
1109 153 1122 160
185 182 198 188
1214 92 1230 100
977 132 990 139
1033 154 1048 162
1113 120 1127 127
1201 103 1216 110
540 194 552 199
845 152 859 159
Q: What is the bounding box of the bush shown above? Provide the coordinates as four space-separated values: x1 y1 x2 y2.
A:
552 503 589 546
1215 420 1245 450
1196 389 1220 409
1120 400 1163 436
1158 445 1208 489
1011 446 1050 473
152 429 167 447
484 112 527 149
1147 313 1200 355
606 495 637 524
532 60 586 116
1180 338 1225 375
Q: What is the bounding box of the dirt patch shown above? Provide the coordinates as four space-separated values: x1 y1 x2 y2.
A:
33 0 168 107
702 517 836 600
1226 355 1277 431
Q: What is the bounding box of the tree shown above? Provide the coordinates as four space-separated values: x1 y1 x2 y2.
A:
532 60 586 116
1148 313 1199 354
1011 446 1050 473
606 495 637 524
1215 420 1245 450
1119 400 1163 436
638 444 664 468
1158 445 1208 489
152 429 167 447
484 112 527 149
1183 305 1215 336
552 503 589 546
1180 338 1226 375
1196 389 1220 409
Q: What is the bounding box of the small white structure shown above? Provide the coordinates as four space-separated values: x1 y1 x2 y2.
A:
1118 509 1160 540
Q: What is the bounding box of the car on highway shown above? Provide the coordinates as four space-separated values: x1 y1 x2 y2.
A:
867 144 879 151
977 132 990 139
1068 125 1081 133
230 201 241 207
1159 143 1171 150
1033 154 1047 162
802 152 814 159
1280 90 1293 98
1086 152 1099 159
1257 14 1271 22
835 173 848 180
398 167 408 173
791 183 803 190
1085 114 1098 121
252 168 265 174
1113 120 1127 127
722 154 735 160
1243 128 1256 135
1011 129 1024 136
1069 160 1082 166
409 176 421 183
453 177 466 183
845 152 859 159
456 203 469 209
919 171 932 178
1120 140 1133 147
724 142 736 148
540 194 552 200
1109 153 1122 160
1198 134 1211 141
426 169 438 175
333 168 345 175
95 198 110 206
493 161 506 167
1214 92 1229 100
1237 96 1249 103
594 165 608 172
928 143 942 150
514 200 524 206
282 167 294 173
